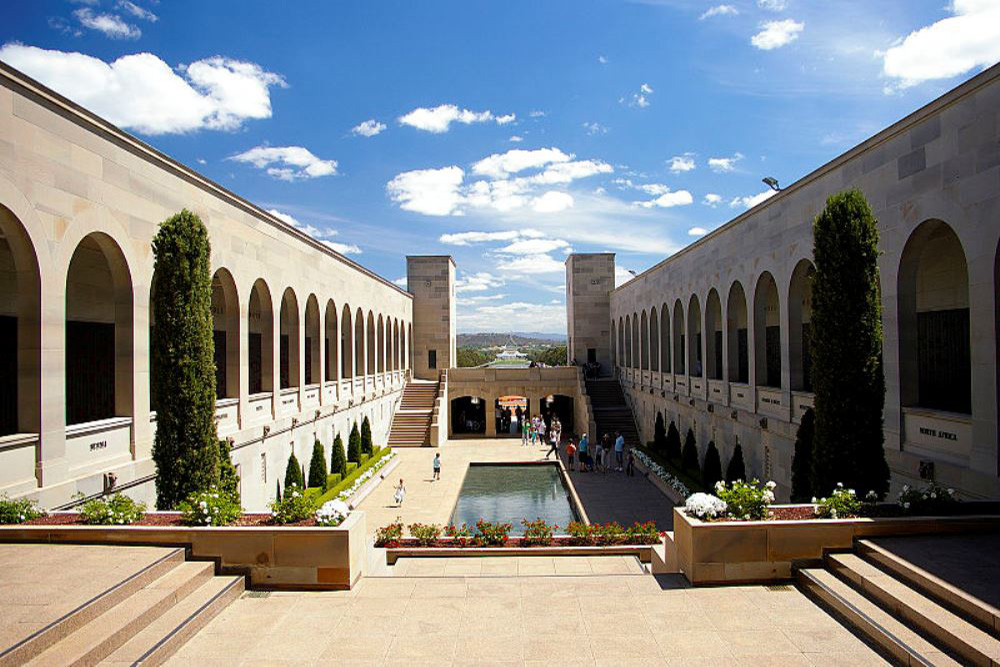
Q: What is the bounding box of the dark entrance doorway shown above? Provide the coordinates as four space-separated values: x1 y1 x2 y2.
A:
538 395 574 435
495 395 528 436
451 396 486 435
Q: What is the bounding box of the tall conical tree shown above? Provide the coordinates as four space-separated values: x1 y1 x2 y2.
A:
284 451 304 490
308 440 328 489
725 444 746 483
150 210 219 509
791 408 815 502
681 428 700 473
810 190 890 498
330 433 347 477
702 441 723 490
361 416 373 455
347 423 362 463
665 421 681 461
653 413 666 453
217 439 240 503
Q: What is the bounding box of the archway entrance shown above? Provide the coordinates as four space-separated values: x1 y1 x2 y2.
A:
451 396 486 435
495 395 528 436
539 395 574 434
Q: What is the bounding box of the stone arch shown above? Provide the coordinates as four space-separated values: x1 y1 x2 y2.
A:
66 233 134 424
727 281 749 383
688 294 702 377
407 322 412 369
279 288 300 389
304 294 320 386
248 279 274 394
673 299 685 375
324 300 338 382
624 315 633 368
210 268 240 399
649 307 659 372
898 220 970 413
366 311 376 375
617 317 624 368
451 395 486 434
660 303 671 374
354 307 365 376
377 314 385 374
631 312 640 369
0 204 41 436
341 304 353 379
706 288 723 381
754 272 781 388
640 310 649 371
393 319 400 371
788 259 815 392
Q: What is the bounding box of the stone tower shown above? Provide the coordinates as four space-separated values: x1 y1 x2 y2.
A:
406 256 456 380
565 253 615 376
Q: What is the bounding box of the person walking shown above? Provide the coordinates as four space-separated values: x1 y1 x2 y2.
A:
432 453 441 481
626 448 635 477
578 433 589 472
566 440 577 471
614 431 625 471
545 430 559 460
394 479 406 506
522 419 530 446
601 433 611 474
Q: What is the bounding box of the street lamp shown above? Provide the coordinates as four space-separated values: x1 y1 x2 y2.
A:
762 176 781 192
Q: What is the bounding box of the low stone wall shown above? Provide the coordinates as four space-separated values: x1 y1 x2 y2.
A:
386 544 654 565
673 507 1000 585
0 510 368 590
633 457 686 505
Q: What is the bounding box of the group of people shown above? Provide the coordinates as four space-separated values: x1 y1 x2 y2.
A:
522 414 561 450
564 431 634 475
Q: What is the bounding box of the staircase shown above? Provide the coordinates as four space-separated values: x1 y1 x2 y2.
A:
2 547 242 667
797 538 1000 666
387 379 439 447
584 378 641 447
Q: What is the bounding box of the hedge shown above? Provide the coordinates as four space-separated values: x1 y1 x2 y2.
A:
314 446 392 505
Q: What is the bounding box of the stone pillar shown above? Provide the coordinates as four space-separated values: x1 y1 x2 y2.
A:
406 256 456 380
565 253 615 376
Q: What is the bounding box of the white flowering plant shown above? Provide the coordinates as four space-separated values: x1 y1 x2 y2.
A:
0 494 44 524
315 499 350 527
633 449 691 498
334 451 395 503
897 481 958 515
713 479 775 521
270 485 317 524
179 486 242 526
684 492 728 520
79 493 146 525
814 483 862 519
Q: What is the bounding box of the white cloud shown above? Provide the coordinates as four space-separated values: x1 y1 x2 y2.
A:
495 254 565 275
667 153 696 173
730 188 778 209
640 83 654 94
229 146 337 181
455 272 505 292
393 277 408 287
598 55 608 64
509 135 524 142
751 19 804 50
636 189 694 209
615 266 635 287
457 293 507 306
703 193 722 207
624 83 654 108
439 229 543 246
266 209 360 255
472 147 571 179
321 240 363 255
529 110 546 118
526 159 613 185
583 121 608 135
708 152 744 173
351 119 386 137
497 237 570 254
386 166 465 216
458 301 566 334
881 0 1000 91
116 1 157 21
688 227 708 236
532 191 574 213
757 0 787 10
398 104 512 133
0 44 286 135
73 8 140 39
700 4 738 20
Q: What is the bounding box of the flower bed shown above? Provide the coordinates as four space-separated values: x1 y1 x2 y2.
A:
314 447 395 506
633 449 691 503
376 518 661 550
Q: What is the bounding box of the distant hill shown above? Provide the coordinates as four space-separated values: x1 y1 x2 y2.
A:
458 332 566 348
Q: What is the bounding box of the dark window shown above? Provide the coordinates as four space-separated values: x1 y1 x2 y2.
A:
66 321 115 424
694 332 703 376
213 330 227 399
713 331 723 380
280 334 290 388
802 323 812 393
737 328 749 383
0 315 16 435
678 334 686 374
428 349 437 369
765 325 781 388
249 332 262 394
587 348 597 363
304 336 313 385
917 308 970 413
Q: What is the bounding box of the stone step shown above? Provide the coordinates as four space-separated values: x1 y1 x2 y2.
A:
0 548 186 667
829 552 1000 665
98 575 243 667
24 561 214 667
797 567 962 666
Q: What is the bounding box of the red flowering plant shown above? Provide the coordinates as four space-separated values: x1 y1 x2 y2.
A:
374 519 403 548
444 523 473 546
474 519 512 546
408 522 442 546
521 518 556 546
624 521 661 545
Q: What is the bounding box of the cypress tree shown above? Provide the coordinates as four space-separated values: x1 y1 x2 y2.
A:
150 210 219 509
361 416 373 455
703 441 723 490
681 428 700 473
665 421 681 461
791 408 815 502
308 440 328 489
348 423 362 463
275 479 282 502
725 444 746 483
217 439 240 502
284 452 304 490
810 190 890 498
653 413 666 453
330 433 347 476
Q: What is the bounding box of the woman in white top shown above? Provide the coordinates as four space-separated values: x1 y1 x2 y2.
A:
394 479 406 506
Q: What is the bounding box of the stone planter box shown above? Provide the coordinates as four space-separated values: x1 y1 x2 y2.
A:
385 543 655 565
673 506 1000 586
633 457 687 505
0 510 367 591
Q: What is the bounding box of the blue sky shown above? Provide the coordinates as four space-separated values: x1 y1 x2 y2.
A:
2 0 999 332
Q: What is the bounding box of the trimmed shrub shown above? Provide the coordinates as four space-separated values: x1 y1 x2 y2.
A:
217 439 240 503
653 413 667 454
270 485 315 524
308 440 328 490
150 210 219 510
715 479 775 521
330 433 347 477
284 452 304 490
811 189 890 499
725 444 746 483
347 423 362 463
791 408 815 502
665 421 681 461
80 493 146 525
408 523 442 546
361 416 373 456
179 487 241 526
702 441 723 491
0 495 43 524
681 428 699 473
275 479 282 503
